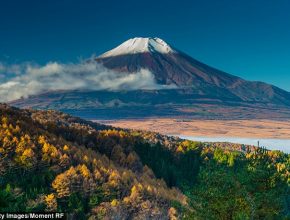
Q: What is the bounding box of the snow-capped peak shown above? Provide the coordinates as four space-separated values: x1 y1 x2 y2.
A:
99 37 175 58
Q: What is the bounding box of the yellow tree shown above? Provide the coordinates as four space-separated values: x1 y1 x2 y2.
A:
44 193 57 211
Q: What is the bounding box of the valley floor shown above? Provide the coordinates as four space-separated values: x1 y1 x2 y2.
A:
96 118 290 139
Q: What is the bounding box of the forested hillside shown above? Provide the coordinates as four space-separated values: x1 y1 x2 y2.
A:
0 104 289 219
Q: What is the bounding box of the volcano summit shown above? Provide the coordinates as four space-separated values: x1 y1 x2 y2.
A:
96 37 290 105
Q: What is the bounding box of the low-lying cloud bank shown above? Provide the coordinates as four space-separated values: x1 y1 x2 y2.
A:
0 61 176 102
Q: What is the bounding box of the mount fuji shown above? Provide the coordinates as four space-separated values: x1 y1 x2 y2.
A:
95 37 290 105
10 37 290 119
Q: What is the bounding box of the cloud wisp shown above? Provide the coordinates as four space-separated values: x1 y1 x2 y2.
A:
0 61 176 102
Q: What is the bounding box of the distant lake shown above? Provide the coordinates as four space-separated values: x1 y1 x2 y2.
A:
179 136 290 153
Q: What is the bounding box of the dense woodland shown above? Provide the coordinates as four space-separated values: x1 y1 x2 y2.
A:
0 104 289 219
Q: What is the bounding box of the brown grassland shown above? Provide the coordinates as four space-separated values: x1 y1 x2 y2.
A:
97 119 290 139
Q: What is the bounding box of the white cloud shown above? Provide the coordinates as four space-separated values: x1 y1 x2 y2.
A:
0 61 176 102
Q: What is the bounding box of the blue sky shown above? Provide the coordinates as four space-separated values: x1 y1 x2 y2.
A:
1 0 290 91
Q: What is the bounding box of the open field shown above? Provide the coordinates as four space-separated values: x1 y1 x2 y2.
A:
96 118 290 139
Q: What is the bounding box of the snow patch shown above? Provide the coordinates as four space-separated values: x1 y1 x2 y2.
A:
99 37 175 58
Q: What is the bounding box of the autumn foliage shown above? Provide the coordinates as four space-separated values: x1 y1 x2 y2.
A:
0 104 289 219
